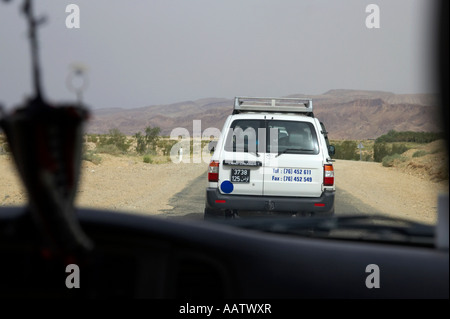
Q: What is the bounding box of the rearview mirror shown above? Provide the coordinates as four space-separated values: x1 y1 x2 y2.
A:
208 141 217 153
328 145 335 156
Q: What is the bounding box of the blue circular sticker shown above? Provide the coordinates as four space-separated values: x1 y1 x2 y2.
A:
220 180 234 194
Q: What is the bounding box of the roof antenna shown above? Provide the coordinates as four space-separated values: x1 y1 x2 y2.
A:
0 0 93 257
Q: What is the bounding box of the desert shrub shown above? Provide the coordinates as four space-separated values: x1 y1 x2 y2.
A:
0 134 10 154
363 154 374 162
96 144 122 155
376 130 443 144
412 150 428 158
143 155 153 164
134 126 161 155
374 142 409 162
382 154 407 167
147 155 172 164
134 132 147 155
157 139 177 156
82 150 102 165
97 128 131 154
86 134 99 144
333 140 359 160
0 143 10 154
144 126 161 148
391 143 409 155
373 142 389 162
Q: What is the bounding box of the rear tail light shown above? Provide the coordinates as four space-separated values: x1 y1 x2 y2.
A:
324 164 334 186
208 160 220 182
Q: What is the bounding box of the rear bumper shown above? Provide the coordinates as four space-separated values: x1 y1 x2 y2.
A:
205 188 335 215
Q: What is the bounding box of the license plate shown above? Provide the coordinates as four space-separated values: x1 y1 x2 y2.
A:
231 169 250 183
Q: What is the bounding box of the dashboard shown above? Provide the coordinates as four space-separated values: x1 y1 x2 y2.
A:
0 206 448 298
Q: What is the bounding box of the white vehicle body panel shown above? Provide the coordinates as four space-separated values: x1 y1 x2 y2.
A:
210 112 334 197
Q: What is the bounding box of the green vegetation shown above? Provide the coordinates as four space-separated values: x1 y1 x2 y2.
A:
0 133 10 154
330 130 442 163
157 139 177 156
82 150 102 165
143 155 153 164
373 142 410 163
375 130 443 144
332 140 359 161
86 134 99 143
95 144 124 155
63 126 450 181
412 150 428 158
97 128 132 155
391 143 409 155
371 130 440 163
382 154 408 167
188 139 213 156
81 126 175 164
143 155 171 164
373 142 388 162
134 126 161 155
83 128 444 167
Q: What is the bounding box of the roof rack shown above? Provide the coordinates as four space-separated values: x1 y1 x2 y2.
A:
233 97 313 115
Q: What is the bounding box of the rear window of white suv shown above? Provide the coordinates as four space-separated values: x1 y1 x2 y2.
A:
224 119 320 155
224 119 265 153
267 120 319 155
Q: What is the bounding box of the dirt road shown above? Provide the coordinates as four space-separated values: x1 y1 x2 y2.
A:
157 170 385 220
0 155 447 224
334 160 447 224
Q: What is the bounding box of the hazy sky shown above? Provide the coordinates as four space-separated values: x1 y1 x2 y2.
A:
0 0 439 110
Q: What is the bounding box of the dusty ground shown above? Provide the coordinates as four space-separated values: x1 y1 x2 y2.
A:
0 154 208 215
334 160 447 224
1 150 448 224
75 154 208 214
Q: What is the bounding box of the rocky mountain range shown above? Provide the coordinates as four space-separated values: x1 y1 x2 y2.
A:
86 89 441 140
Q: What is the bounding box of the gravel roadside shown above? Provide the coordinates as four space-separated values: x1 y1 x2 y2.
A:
334 160 448 224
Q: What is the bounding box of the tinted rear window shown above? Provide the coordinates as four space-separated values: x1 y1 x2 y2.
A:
224 119 319 155
224 119 265 153
267 120 319 155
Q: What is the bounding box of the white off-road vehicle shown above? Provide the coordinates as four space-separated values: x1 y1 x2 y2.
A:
205 97 335 219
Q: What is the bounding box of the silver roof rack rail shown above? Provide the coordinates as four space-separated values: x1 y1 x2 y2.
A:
233 97 313 115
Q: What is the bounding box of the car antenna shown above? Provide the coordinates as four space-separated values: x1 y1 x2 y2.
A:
0 0 93 257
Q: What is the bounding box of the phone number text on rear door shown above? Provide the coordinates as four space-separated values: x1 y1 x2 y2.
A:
271 168 313 183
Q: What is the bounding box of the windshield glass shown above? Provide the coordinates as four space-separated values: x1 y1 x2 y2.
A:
0 0 447 246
